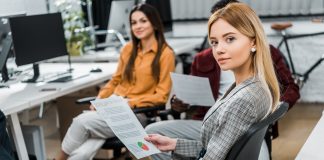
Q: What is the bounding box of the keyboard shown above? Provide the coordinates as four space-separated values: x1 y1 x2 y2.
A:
47 74 89 83
47 75 73 83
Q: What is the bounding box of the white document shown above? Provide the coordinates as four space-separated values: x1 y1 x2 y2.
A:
91 95 161 159
171 73 215 106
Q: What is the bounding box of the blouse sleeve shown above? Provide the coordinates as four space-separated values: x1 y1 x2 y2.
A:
97 44 130 98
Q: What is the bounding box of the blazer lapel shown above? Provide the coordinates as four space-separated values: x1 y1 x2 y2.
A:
202 77 258 124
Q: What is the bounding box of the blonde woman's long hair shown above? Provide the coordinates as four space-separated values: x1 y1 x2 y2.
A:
207 3 280 112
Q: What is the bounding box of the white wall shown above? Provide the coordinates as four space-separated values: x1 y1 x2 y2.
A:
249 0 324 16
24 0 48 15
170 0 324 20
0 0 26 17
170 0 215 20
0 0 50 17
268 36 324 103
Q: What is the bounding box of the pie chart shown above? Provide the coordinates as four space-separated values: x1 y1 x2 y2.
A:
137 141 149 151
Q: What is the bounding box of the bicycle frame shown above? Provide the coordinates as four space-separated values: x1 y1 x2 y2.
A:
277 30 324 88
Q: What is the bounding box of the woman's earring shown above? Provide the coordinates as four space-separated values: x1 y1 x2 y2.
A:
251 47 256 53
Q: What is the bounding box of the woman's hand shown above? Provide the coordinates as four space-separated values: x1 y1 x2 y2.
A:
89 105 96 111
171 96 189 113
89 96 101 111
144 134 177 152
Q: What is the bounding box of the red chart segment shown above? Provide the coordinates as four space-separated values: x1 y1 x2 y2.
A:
137 141 149 151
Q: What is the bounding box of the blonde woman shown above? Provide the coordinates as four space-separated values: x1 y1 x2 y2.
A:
145 3 280 160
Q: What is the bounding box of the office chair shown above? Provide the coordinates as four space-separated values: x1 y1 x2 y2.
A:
76 96 165 158
158 108 181 120
225 102 289 160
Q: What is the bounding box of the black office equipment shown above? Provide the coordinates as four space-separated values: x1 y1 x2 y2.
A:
47 73 89 83
90 67 102 73
0 35 12 83
48 75 73 83
146 0 172 33
1 17 13 85
9 13 69 82
1 14 26 87
225 103 289 160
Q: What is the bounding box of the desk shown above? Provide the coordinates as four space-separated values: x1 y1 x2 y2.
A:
167 37 204 54
295 111 324 160
0 62 118 160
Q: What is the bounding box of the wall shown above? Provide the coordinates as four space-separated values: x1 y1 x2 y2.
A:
0 0 50 17
268 36 324 103
0 0 25 17
170 0 324 20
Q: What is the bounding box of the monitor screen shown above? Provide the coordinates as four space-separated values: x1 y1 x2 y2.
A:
0 18 10 42
9 13 68 66
1 14 24 82
0 36 12 72
106 0 135 40
146 0 173 33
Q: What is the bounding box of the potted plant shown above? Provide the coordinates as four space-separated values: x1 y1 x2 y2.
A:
55 0 93 56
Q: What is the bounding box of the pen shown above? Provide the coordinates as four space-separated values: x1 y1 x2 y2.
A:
40 88 57 91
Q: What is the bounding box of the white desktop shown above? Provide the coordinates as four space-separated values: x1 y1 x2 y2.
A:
0 62 118 160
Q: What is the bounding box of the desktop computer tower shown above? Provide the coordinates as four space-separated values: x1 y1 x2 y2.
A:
21 125 46 160
9 124 46 160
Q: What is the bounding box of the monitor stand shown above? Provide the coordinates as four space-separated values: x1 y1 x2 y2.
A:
23 61 73 83
1 58 9 82
21 52 74 83
67 53 74 72
22 64 40 83
0 65 9 88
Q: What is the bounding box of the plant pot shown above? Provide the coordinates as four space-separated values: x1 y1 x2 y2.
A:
67 41 83 56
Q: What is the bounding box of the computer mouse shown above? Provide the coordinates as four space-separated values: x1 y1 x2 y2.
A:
90 68 102 73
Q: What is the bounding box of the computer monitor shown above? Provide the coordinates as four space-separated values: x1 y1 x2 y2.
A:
9 13 68 82
106 0 135 41
0 14 24 84
146 0 173 33
0 35 12 83
0 18 11 42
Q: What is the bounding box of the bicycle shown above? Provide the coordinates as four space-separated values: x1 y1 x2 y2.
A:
271 22 324 88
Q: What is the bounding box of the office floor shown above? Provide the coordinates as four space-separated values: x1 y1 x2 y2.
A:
25 102 324 160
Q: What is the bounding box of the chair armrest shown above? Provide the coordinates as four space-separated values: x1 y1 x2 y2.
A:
158 109 181 120
133 105 165 114
76 97 165 114
75 96 96 105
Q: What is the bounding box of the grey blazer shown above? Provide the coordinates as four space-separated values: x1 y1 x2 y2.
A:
173 77 271 160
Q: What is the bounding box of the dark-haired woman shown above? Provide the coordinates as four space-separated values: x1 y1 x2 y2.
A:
56 3 175 160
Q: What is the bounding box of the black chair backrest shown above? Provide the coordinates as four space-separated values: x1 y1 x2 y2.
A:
226 102 289 160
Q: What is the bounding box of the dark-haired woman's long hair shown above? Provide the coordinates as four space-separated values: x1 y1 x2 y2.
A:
123 3 168 83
